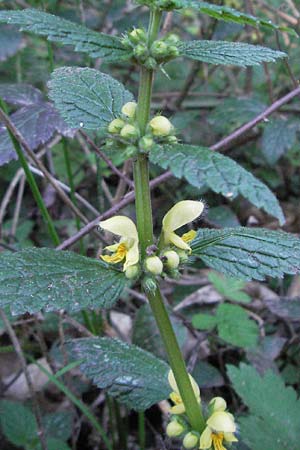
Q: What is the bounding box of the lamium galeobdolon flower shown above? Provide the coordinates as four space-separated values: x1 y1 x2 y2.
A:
99 216 139 275
168 369 201 414
162 200 204 252
199 397 238 450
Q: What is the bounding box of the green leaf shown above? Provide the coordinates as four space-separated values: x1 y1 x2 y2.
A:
43 411 73 441
0 400 37 447
227 363 300 450
191 227 300 281
36 439 71 450
178 1 297 36
0 24 23 62
208 272 251 303
179 40 286 66
0 9 130 62
193 304 259 348
48 67 134 130
66 337 170 411
150 144 285 224
0 248 126 315
132 304 186 361
261 119 298 165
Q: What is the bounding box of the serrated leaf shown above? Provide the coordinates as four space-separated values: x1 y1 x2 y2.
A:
0 102 75 166
0 400 37 446
193 304 259 348
208 272 251 303
261 119 298 165
0 249 127 315
0 83 44 106
150 144 285 224
48 67 134 130
66 337 170 410
0 24 23 61
178 1 297 36
191 227 300 281
132 304 186 361
227 363 300 450
179 40 286 66
43 411 74 441
0 9 130 62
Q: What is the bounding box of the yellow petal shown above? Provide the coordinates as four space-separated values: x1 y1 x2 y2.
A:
207 411 236 433
168 370 200 398
209 397 227 412
162 200 204 233
224 432 238 443
123 241 139 271
166 231 191 251
100 216 138 240
199 426 212 449
181 229 197 243
170 403 186 414
101 243 127 264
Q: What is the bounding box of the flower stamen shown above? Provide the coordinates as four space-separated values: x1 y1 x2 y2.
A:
212 433 226 450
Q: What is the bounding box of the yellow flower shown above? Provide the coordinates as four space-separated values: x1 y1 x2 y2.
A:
199 397 238 450
99 216 139 271
162 200 204 251
149 115 172 136
168 370 200 415
121 101 137 118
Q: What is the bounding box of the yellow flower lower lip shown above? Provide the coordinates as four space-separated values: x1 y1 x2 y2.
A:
101 243 127 264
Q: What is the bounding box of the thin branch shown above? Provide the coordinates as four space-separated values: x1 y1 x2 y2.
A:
0 309 48 450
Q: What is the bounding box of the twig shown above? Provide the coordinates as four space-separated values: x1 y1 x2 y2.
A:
0 168 23 236
0 309 48 450
10 174 25 239
211 85 300 152
79 131 134 188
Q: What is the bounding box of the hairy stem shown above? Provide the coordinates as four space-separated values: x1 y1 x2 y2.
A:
134 7 205 434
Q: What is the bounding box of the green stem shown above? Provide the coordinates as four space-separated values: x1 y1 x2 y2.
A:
138 411 146 450
133 6 205 435
0 98 60 246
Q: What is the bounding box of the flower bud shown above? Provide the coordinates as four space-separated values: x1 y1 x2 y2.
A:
151 40 169 57
124 145 137 158
144 56 157 70
168 45 180 57
209 396 227 412
166 420 184 438
108 118 125 134
165 33 180 45
183 432 199 449
133 43 148 59
163 250 180 269
121 101 137 118
139 135 154 152
177 250 189 263
120 124 139 140
166 135 178 144
125 264 140 279
149 116 172 137
145 256 163 275
128 28 146 43
142 275 157 294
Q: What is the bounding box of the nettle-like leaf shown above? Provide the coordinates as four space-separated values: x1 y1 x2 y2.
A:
228 363 300 450
192 303 259 348
191 227 300 281
0 102 75 166
0 249 127 315
262 118 298 165
0 400 37 447
48 67 134 130
177 1 297 35
0 83 44 106
66 337 170 411
0 24 23 61
178 41 286 67
0 9 130 62
150 144 285 225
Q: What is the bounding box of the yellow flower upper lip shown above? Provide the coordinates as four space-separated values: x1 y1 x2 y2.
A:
162 200 204 250
99 216 139 271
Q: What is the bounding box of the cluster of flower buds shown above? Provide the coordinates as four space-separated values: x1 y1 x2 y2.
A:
106 101 140 158
166 370 238 450
122 28 180 69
